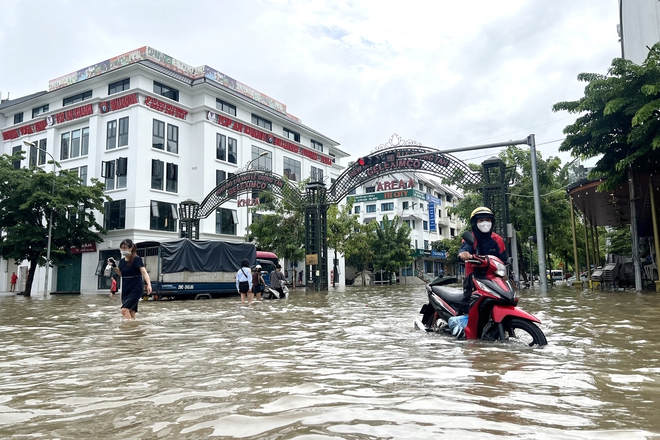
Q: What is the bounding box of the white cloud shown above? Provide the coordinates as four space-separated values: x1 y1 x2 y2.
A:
0 0 621 165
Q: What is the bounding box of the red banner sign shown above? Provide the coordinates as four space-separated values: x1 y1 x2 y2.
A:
144 96 188 119
99 93 139 114
207 111 332 166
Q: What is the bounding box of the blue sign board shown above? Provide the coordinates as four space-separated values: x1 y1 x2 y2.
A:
428 202 436 231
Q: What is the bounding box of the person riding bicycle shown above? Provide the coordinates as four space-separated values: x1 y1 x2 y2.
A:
458 206 508 314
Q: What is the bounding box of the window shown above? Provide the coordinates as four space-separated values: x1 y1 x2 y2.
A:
228 137 237 164
118 117 129 147
354 206 361 214
348 188 356 195
107 118 128 150
104 199 126 230
251 114 271 130
36 139 48 165
153 81 179 101
32 105 49 118
283 157 301 181
404 220 410 228
28 143 37 167
217 134 238 163
108 78 130 95
251 146 272 171
365 186 375 193
418 181 424 191
81 127 89 156
424 240 429 250
12 145 21 169
167 124 178 154
152 159 164 190
310 166 323 182
60 132 70 160
150 200 178 232
216 208 238 235
216 170 236 199
381 202 394 211
216 134 227 161
153 120 165 150
438 227 443 235
106 121 116 150
283 128 300 142
446 194 452 202
216 98 236 116
311 140 323 152
166 163 178 192
69 166 88 185
102 157 127 190
13 113 23 124
403 201 409 210
420 203 424 211
423 220 428 231
63 90 92 106
366 204 376 213
450 228 456 237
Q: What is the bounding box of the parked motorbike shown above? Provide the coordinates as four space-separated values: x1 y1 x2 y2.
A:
415 232 547 347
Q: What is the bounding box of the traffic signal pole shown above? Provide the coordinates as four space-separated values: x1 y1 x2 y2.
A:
400 135 548 294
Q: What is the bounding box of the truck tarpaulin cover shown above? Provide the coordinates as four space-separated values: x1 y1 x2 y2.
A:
160 239 256 273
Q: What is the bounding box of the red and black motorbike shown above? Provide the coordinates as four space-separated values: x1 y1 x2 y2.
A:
415 232 547 347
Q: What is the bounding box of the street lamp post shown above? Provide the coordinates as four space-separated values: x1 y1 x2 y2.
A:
528 236 534 286
24 141 57 296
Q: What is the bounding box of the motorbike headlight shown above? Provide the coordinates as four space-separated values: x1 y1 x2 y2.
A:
474 279 499 297
494 260 507 277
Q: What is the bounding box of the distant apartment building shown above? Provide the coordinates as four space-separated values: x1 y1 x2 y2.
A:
347 172 464 279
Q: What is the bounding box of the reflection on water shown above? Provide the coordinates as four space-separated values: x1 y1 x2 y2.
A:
1 286 659 439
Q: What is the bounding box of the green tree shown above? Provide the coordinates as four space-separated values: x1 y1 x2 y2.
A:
372 214 413 284
248 179 306 266
327 200 360 286
344 221 377 285
553 43 660 190
0 152 109 296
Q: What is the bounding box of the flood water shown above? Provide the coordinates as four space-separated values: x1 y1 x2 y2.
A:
1 284 659 439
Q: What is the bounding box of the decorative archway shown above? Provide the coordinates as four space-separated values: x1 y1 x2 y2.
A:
178 170 303 239
328 146 480 204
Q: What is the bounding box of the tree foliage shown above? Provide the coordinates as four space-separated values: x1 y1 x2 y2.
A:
248 179 306 264
552 43 660 190
371 214 413 283
0 152 109 296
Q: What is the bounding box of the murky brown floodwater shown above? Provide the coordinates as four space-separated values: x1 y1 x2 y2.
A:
1 284 659 439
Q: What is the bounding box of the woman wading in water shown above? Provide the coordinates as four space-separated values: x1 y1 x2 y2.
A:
107 239 152 320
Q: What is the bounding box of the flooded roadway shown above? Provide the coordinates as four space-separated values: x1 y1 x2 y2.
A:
1 284 659 439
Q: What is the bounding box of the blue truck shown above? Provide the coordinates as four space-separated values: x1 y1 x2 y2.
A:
141 239 275 300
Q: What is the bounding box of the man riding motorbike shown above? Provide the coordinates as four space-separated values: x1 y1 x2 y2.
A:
458 206 508 314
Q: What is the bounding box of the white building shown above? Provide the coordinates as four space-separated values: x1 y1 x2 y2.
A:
0 46 348 294
619 0 660 64
347 171 464 282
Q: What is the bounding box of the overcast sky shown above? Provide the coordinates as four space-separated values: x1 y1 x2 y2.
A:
0 0 621 166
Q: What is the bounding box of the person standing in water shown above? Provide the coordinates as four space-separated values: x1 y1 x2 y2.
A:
107 239 152 320
236 259 253 304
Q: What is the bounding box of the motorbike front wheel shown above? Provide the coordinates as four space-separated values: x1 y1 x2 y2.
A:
501 318 547 347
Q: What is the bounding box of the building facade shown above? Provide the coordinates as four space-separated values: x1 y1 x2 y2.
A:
0 46 348 294
347 171 464 281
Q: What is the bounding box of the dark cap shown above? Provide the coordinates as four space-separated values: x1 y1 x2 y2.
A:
276 264 282 269
241 259 250 267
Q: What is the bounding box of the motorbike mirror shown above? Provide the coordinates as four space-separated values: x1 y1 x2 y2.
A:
461 231 475 247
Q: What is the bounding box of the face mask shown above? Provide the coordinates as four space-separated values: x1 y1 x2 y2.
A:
120 250 131 257
477 221 492 233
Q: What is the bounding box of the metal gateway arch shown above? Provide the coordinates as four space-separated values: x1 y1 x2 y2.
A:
177 145 513 292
